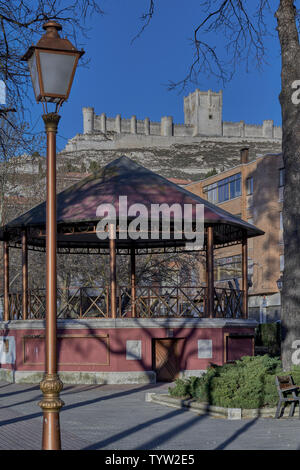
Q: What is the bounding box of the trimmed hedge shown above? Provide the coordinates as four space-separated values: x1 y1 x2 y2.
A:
169 355 300 409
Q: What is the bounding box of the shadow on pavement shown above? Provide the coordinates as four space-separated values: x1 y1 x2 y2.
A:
82 407 209 450
213 418 259 450
0 382 168 428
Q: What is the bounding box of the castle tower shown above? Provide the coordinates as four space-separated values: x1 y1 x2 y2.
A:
184 89 223 136
83 107 94 134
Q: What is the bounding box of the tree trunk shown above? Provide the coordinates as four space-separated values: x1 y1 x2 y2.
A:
276 0 300 370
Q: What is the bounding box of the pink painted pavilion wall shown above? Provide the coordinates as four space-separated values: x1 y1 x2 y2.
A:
0 324 255 374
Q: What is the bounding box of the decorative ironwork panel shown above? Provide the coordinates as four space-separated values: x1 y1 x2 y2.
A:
9 293 22 320
28 289 46 319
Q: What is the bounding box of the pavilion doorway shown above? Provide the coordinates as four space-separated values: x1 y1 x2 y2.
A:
153 338 184 382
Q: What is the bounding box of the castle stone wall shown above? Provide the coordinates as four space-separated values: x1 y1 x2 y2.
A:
92 112 193 137
83 89 282 141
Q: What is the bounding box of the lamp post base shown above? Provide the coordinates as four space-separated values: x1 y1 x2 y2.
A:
39 373 64 450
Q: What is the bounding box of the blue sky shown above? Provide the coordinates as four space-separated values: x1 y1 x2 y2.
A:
25 0 283 152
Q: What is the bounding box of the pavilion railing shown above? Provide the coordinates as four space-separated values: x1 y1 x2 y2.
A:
118 285 208 318
1 285 244 320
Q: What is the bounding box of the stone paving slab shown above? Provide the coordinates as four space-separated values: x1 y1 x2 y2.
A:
0 405 90 450
0 381 300 451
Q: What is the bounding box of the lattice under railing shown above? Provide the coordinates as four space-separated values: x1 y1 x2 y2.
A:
1 284 244 320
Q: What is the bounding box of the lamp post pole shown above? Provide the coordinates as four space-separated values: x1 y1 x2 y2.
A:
206 226 214 318
22 20 84 450
38 112 64 450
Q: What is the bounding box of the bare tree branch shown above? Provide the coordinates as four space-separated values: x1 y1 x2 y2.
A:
131 0 155 44
0 1 104 226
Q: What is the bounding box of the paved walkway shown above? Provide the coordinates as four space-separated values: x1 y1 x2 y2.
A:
0 380 299 451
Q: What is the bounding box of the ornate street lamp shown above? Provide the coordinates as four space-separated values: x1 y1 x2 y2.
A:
22 21 84 450
277 275 283 291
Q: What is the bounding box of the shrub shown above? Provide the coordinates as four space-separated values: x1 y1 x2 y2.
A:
168 376 203 399
169 378 191 398
89 160 100 172
168 355 300 409
255 323 281 356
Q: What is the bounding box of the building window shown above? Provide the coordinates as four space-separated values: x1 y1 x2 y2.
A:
279 168 285 187
248 258 254 278
205 181 218 203
247 218 254 248
215 255 242 281
215 255 253 282
246 176 253 195
204 173 241 204
280 254 284 272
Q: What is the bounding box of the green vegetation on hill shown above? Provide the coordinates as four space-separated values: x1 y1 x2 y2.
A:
203 167 218 178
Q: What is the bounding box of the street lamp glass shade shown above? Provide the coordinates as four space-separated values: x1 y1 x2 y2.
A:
39 51 77 102
28 53 40 100
277 277 283 291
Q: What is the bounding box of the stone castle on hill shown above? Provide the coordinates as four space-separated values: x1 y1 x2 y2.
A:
5 88 282 219
60 89 282 182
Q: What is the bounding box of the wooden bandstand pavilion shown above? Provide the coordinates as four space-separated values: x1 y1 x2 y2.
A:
0 156 264 383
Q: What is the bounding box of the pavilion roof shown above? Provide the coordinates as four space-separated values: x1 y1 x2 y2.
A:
0 155 264 251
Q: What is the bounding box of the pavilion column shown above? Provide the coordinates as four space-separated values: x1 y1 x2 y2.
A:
3 238 9 321
242 234 248 319
206 226 214 318
109 223 117 318
22 229 28 320
130 245 136 318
